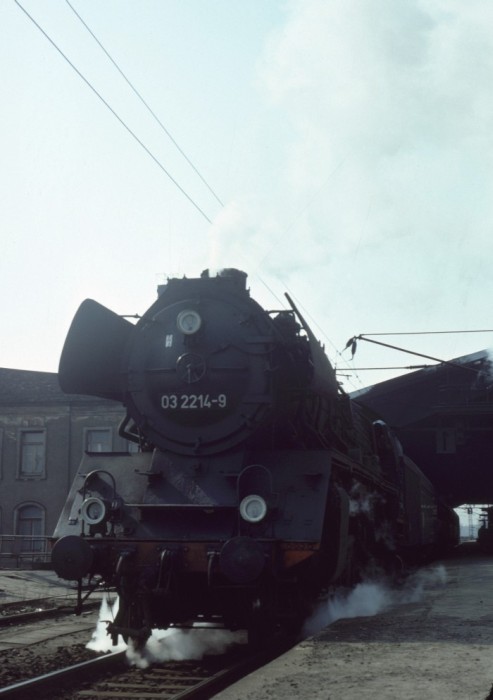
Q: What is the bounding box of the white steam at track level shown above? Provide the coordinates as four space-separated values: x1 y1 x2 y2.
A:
302 565 447 638
86 595 243 669
88 566 446 665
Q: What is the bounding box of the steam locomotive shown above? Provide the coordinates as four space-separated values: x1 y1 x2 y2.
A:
51 269 458 645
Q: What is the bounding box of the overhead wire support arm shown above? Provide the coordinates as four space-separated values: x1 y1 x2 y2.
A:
15 0 213 225
345 334 482 374
352 329 493 337
336 364 432 372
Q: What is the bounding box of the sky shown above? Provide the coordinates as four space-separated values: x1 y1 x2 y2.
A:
2 0 493 392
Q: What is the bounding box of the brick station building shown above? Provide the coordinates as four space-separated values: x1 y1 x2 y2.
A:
0 368 129 567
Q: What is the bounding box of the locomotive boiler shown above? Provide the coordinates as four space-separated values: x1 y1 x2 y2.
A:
51 269 457 645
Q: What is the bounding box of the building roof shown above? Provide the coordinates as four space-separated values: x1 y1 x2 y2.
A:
352 349 493 427
352 349 493 506
0 367 118 407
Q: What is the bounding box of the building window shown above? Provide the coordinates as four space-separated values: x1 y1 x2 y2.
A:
0 427 3 479
85 428 112 453
19 430 46 478
127 440 140 453
16 504 45 552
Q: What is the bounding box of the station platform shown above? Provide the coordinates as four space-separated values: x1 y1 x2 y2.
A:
215 543 493 700
3 548 493 698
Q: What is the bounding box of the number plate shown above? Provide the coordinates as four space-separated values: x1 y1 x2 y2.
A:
161 394 227 409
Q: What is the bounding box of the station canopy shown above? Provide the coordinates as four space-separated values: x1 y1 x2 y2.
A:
352 350 493 507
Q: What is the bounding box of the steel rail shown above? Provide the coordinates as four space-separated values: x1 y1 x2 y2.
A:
0 632 297 699
0 651 126 699
78 635 297 700
0 599 101 627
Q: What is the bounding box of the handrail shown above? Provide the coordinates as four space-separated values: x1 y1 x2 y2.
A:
0 535 51 569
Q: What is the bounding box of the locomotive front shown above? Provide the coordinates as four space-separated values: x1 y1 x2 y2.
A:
52 269 341 643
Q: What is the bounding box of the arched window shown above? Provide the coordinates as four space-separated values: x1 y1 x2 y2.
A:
15 503 45 552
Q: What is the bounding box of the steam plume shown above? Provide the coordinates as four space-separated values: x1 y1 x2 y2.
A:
303 564 447 637
86 595 243 667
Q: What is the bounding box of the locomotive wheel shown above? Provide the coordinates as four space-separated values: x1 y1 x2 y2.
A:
247 589 306 648
247 607 275 648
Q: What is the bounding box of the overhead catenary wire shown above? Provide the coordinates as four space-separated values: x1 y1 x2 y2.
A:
15 0 213 225
64 0 224 208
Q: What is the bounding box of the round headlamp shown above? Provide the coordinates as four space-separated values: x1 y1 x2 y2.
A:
81 497 107 526
239 494 267 523
177 309 202 335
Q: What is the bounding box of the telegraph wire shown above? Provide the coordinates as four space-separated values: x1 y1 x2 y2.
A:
255 275 287 309
64 0 224 208
15 0 213 225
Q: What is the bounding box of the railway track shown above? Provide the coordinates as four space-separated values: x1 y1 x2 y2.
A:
0 597 101 627
0 632 297 699
0 599 101 690
0 651 125 699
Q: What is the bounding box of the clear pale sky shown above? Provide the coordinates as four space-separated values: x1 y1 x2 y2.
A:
2 0 493 392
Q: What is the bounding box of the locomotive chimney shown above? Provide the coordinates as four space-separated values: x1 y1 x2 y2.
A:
217 268 247 290
156 269 249 299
